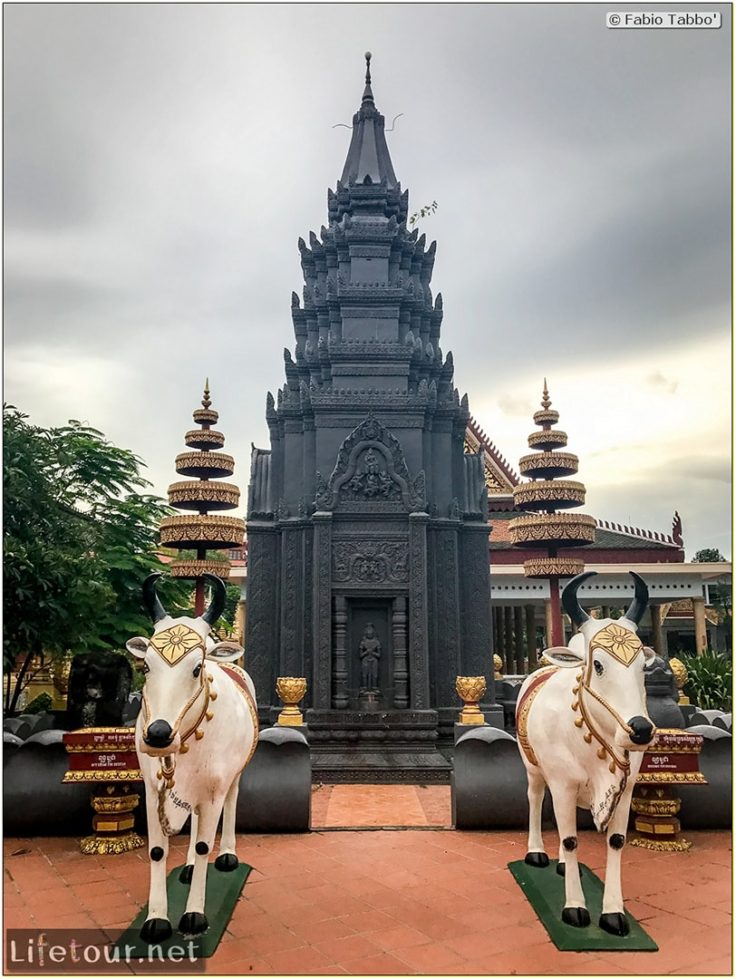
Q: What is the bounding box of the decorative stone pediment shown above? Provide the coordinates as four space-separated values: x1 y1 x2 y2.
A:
315 415 426 512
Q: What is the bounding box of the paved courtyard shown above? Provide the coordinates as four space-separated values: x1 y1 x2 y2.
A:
4 786 732 976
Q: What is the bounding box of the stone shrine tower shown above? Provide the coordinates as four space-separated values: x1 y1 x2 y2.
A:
246 56 498 779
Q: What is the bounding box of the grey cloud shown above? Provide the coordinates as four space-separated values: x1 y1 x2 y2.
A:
3 3 731 558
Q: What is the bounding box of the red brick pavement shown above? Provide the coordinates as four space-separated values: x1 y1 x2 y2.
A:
3 825 731 975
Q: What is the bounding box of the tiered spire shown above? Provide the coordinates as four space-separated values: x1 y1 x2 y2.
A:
159 382 244 612
509 382 595 640
340 52 398 189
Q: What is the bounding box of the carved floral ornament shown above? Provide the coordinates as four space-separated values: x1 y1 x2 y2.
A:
149 625 204 666
590 623 643 668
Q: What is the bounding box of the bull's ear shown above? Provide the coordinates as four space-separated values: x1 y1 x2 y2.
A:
126 637 148 659
642 645 657 665
541 646 585 669
206 641 244 663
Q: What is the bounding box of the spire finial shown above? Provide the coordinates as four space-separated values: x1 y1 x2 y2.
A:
202 378 211 409
361 51 374 105
541 378 551 409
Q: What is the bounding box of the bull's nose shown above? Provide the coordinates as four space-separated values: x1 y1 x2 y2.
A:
628 716 654 745
145 719 173 748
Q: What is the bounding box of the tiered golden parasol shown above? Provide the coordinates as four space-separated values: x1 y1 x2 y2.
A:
159 381 244 614
509 381 595 644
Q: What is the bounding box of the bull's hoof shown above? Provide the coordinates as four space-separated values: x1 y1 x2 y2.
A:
599 912 629 936
524 851 549 868
562 906 590 928
178 911 208 936
215 853 239 872
140 918 172 943
179 864 194 884
556 862 566 877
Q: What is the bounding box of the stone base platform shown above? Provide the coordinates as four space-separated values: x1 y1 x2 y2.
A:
306 708 452 783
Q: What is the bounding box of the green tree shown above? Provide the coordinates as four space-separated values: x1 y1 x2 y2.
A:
3 406 189 711
693 548 726 563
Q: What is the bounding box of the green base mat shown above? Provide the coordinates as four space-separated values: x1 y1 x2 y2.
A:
114 862 252 959
508 859 658 952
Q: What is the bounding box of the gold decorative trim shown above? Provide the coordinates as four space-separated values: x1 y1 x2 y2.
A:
528 430 568 448
168 481 240 507
170 560 231 579
62 770 142 782
523 558 585 578
509 513 596 546
91 794 140 814
184 429 225 448
192 408 219 424
519 451 579 475
629 837 692 852
160 514 244 547
80 831 145 855
513 480 586 508
533 409 559 425
631 797 680 816
175 451 234 474
516 666 558 766
636 772 707 784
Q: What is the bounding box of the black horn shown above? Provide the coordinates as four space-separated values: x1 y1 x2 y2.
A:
201 574 227 626
623 572 649 625
561 571 597 627
142 573 167 624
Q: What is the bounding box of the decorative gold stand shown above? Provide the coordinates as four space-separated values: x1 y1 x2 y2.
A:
276 677 307 726
493 655 504 681
81 785 145 855
63 727 144 856
456 676 486 725
630 728 706 852
668 657 690 705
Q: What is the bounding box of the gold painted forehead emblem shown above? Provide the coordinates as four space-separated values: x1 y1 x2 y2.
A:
590 623 643 667
149 624 204 666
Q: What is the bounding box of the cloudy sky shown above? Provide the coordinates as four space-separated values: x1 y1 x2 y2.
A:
5 3 732 559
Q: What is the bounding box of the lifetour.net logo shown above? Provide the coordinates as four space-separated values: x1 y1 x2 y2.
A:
5 930 205 974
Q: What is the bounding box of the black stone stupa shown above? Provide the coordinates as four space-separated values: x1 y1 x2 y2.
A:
246 55 500 780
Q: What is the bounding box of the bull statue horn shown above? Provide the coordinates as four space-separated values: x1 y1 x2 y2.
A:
142 572 168 624
623 571 649 626
561 571 598 627
201 573 227 626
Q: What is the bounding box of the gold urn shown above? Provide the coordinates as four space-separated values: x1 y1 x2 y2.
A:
668 657 690 705
276 677 307 726
493 654 503 681
456 676 487 725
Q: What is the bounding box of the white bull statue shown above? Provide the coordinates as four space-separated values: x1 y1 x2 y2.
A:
126 573 258 941
516 570 655 936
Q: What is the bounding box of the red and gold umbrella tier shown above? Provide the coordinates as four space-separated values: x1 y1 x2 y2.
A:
523 557 586 579
184 429 226 450
527 429 568 450
518 451 579 479
512 479 585 511
509 512 596 547
175 451 235 478
160 514 245 549
167 480 240 511
169 559 232 580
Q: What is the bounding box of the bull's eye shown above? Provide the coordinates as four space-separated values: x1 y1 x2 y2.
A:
193 663 202 679
593 659 604 676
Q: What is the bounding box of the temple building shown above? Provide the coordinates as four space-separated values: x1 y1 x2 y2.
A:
234 58 730 778
245 56 497 780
